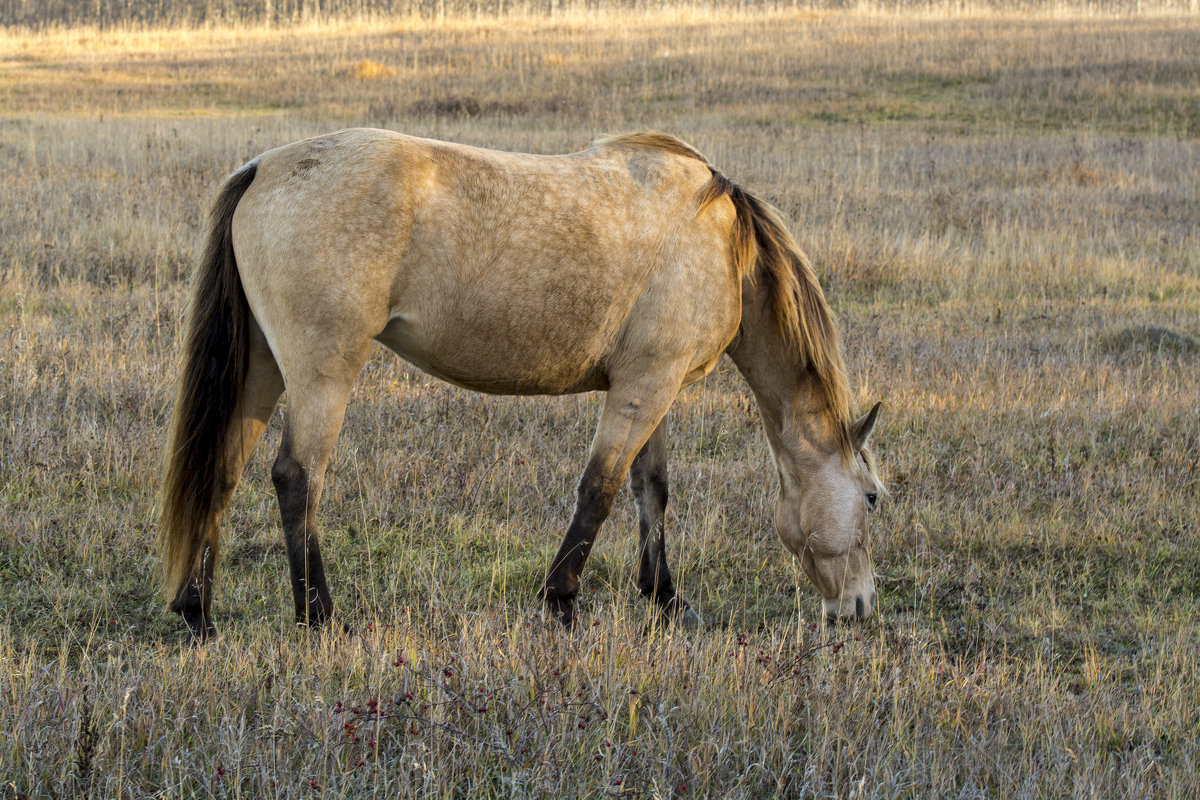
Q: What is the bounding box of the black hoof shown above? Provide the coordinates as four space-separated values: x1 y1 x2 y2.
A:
180 609 218 647
659 596 703 629
183 616 217 646
294 612 339 631
542 595 577 628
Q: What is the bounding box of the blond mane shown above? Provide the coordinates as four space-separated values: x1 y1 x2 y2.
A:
593 131 854 456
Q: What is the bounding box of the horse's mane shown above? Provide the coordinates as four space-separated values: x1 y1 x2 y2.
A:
594 132 854 457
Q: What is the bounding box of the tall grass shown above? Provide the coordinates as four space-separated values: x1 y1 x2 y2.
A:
0 3 1197 797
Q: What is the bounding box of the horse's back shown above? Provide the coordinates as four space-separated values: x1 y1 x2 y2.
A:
232 129 742 396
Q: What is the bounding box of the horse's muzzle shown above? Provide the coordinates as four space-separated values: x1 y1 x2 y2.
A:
823 590 876 621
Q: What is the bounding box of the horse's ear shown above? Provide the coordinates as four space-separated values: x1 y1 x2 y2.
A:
850 401 882 450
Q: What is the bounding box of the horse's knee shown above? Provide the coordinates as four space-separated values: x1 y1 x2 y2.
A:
645 471 668 507
271 451 302 491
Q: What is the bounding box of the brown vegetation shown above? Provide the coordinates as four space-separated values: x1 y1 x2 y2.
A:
0 3 1197 797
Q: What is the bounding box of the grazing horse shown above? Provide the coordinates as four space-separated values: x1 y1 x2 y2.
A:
160 129 884 642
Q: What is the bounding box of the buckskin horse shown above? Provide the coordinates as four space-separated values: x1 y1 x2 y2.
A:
160 129 884 642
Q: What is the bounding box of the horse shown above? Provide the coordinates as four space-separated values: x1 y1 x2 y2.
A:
159 129 884 642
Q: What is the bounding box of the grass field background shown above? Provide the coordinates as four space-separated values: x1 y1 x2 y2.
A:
1 3 1198 797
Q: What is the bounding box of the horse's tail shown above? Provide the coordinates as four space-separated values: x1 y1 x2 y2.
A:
159 161 258 609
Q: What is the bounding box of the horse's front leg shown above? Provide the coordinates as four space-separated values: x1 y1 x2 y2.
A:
540 379 680 627
630 421 702 628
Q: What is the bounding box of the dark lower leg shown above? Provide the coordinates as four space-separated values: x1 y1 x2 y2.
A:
177 542 217 642
540 465 621 626
273 433 334 628
636 514 696 621
631 428 674 604
540 380 683 628
287 537 334 626
630 424 697 624
636 522 679 608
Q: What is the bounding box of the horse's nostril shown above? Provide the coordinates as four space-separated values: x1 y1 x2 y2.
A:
855 596 864 619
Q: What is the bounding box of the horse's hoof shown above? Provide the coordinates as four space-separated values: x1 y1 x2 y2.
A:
677 604 704 629
656 596 702 629
185 625 217 647
542 596 577 628
183 613 217 645
294 616 350 636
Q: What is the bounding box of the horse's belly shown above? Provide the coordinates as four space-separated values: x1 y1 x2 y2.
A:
374 314 609 395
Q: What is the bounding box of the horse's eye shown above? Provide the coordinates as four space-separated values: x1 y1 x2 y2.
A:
865 493 878 510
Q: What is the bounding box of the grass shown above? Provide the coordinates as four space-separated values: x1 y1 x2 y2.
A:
1 3 1199 797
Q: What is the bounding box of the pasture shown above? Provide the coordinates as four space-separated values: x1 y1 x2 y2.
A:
1 3 1198 796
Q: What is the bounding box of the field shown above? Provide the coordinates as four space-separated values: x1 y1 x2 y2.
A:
1 3 1199 797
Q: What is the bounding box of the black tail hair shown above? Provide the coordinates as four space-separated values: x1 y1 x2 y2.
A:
159 162 257 608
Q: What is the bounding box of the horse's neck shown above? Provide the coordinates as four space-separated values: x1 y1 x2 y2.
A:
726 287 825 454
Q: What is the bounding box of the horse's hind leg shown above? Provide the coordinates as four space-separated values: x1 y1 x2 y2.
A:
179 322 284 641
630 421 702 628
540 378 681 626
270 343 370 629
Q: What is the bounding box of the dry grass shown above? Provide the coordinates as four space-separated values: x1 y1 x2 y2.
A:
1 4 1198 798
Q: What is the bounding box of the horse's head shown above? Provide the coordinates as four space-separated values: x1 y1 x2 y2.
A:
773 402 883 621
